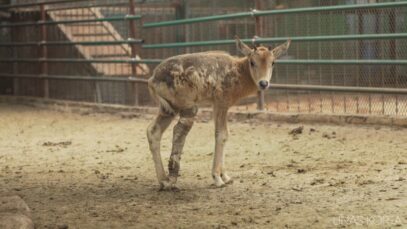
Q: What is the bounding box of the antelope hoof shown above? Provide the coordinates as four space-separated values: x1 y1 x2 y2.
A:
159 177 179 192
213 175 226 188
221 173 233 184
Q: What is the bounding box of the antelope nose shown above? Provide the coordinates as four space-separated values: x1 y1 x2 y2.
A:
259 80 269 90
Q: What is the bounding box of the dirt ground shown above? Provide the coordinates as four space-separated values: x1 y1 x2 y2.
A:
0 104 406 229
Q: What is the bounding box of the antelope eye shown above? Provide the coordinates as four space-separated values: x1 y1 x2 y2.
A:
250 60 255 67
271 62 275 66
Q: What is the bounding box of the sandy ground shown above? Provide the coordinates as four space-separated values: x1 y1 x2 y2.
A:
0 104 406 229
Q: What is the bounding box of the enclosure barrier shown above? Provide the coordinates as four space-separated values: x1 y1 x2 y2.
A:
0 40 144 47
0 73 148 83
45 2 132 12
0 15 142 27
0 59 162 64
0 0 90 10
4 71 406 94
1 0 407 115
2 73 407 94
2 58 407 65
143 2 407 28
142 33 407 49
0 0 156 105
141 1 407 111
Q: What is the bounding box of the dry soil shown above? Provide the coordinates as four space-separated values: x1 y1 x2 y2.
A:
0 104 406 228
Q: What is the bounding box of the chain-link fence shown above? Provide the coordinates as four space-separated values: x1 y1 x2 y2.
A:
0 0 406 116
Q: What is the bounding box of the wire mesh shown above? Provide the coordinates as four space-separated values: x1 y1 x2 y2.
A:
137 0 407 116
0 0 151 105
0 0 406 116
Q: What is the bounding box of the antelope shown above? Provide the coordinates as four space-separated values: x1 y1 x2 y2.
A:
147 36 290 190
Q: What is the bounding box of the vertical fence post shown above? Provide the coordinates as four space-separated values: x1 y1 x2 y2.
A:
129 0 139 106
10 12 19 96
356 9 363 114
255 0 265 111
389 8 396 86
389 9 397 115
40 4 49 98
174 0 186 54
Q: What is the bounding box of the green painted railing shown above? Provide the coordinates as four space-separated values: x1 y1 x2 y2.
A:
254 2 407 16
143 1 407 28
0 73 149 83
0 39 144 47
143 33 407 49
2 73 407 94
0 0 89 10
268 84 407 94
143 12 251 28
1 58 406 65
276 59 407 65
0 58 162 64
0 15 142 28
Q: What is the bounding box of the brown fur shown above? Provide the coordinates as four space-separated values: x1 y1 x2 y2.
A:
149 52 258 110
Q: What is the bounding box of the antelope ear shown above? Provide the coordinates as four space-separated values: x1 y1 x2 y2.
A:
271 39 291 58
235 36 252 56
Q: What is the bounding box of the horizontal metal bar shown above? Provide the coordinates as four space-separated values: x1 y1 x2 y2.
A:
45 2 129 12
1 73 405 94
269 84 407 94
2 58 406 65
1 0 145 10
142 33 407 49
143 2 407 28
46 39 144 46
0 0 90 10
276 59 407 65
0 39 144 47
255 1 407 16
143 12 251 28
0 15 141 28
257 33 407 42
143 39 236 49
0 73 148 83
4 33 401 48
0 58 162 64
46 14 141 25
0 0 89 10
0 42 39 47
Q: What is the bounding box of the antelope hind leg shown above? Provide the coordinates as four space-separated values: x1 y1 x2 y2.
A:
160 107 197 190
147 112 175 188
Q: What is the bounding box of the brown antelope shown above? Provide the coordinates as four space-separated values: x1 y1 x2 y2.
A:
147 36 290 190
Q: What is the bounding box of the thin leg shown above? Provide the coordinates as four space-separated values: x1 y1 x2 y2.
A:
212 106 232 187
147 112 175 187
166 107 197 188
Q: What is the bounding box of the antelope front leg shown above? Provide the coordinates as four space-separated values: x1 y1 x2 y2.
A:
212 106 232 187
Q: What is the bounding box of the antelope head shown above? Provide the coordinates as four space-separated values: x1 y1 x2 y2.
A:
236 36 291 90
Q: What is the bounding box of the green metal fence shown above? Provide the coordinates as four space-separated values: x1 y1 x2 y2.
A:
0 0 152 105
0 0 406 116
139 0 407 114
